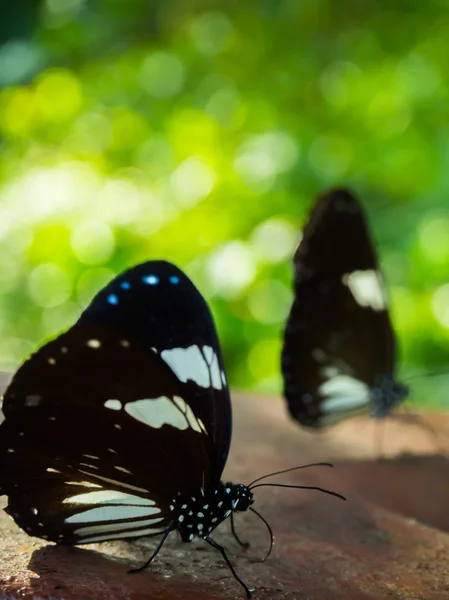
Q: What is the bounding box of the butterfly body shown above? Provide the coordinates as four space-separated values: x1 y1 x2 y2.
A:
281 189 408 429
174 483 253 543
371 373 408 419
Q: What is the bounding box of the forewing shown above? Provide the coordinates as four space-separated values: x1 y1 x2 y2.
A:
281 188 397 428
0 324 213 543
76 260 231 472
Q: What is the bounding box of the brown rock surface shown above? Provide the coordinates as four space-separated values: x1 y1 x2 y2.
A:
1 389 449 599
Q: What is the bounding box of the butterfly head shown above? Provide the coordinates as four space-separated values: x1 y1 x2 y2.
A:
174 482 253 542
229 483 254 512
371 374 409 418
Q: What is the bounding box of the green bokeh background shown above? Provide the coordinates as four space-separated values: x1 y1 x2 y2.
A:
1 1 449 406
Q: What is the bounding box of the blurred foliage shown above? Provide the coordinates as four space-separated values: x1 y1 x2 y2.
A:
1 0 449 406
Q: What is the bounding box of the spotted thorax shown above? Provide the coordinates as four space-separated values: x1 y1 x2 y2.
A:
174 483 254 542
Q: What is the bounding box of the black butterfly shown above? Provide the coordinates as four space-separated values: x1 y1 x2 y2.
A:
281 188 409 429
0 260 343 597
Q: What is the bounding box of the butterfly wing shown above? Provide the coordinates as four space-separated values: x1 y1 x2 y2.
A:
0 261 230 544
281 188 403 428
0 323 216 544
76 260 231 472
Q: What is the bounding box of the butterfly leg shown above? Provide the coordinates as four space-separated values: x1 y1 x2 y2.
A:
373 418 386 459
128 522 175 574
249 506 274 562
230 512 250 548
204 535 253 598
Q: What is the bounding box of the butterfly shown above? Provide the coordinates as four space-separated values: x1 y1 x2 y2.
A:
281 188 409 429
0 259 344 597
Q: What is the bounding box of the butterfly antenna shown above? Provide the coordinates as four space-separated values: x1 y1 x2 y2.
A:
250 482 346 501
249 506 274 562
403 368 449 383
247 462 334 488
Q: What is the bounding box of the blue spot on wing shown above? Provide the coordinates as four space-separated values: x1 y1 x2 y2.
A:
169 276 180 284
107 294 119 305
120 281 131 290
142 275 159 285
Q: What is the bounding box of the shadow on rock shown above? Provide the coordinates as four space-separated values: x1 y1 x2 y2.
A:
27 543 226 600
27 537 294 600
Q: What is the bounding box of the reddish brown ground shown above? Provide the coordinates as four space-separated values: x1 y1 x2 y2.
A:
1 388 449 599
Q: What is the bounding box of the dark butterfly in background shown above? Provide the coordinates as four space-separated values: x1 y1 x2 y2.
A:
0 259 344 597
281 188 409 429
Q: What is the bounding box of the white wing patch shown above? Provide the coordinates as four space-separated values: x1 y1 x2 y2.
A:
171 396 202 432
203 345 214 364
104 399 122 410
320 366 339 379
321 395 370 413
203 345 222 389
73 517 164 537
160 345 223 390
124 395 201 433
161 346 209 387
59 488 165 543
78 469 149 493
78 525 166 544
66 504 160 523
54 477 168 544
319 374 370 413
64 481 102 488
64 490 160 526
341 269 386 311
63 490 156 506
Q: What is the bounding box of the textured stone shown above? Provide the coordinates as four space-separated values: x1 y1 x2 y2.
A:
0 388 448 599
